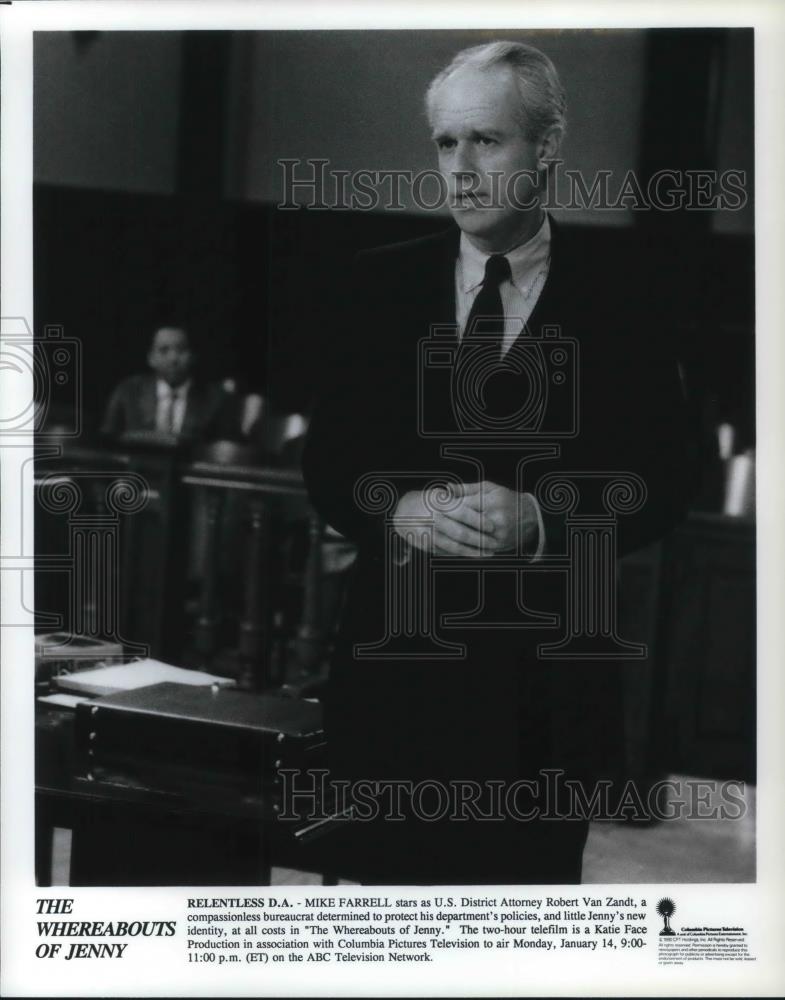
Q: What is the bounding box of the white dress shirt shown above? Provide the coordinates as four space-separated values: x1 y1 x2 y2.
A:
155 379 190 435
455 213 551 353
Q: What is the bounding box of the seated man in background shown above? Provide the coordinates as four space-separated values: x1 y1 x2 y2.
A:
101 325 240 445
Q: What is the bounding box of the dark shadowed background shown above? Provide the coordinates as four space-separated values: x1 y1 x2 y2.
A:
34 29 753 432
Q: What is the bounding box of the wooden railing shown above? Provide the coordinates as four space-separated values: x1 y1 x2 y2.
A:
34 443 335 691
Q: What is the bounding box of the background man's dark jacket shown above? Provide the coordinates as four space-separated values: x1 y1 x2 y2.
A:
101 373 240 442
302 219 692 881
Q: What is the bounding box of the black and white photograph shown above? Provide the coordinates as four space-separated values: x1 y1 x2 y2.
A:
1 2 784 996
28 21 757 887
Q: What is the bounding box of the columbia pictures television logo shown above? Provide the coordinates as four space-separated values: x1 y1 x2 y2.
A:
0 318 82 437
418 322 579 438
657 898 677 936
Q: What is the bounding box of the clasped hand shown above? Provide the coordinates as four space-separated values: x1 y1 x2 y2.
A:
392 481 538 557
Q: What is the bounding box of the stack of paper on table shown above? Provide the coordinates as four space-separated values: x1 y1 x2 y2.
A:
52 658 236 697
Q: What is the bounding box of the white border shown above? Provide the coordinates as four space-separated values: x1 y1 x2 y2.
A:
2 1 784 996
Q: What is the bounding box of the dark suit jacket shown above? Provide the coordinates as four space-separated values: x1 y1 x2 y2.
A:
101 373 240 443
302 218 691 805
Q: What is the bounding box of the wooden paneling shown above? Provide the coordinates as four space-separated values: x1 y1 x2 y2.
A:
659 513 756 780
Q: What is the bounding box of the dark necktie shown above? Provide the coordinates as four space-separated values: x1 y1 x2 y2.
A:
460 253 511 360
454 253 529 432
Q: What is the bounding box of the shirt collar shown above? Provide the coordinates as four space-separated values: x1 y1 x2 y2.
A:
156 378 191 400
458 213 551 297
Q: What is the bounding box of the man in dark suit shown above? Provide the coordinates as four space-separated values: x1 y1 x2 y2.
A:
302 41 691 884
101 326 239 444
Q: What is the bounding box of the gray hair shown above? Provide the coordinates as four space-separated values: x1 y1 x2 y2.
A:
425 40 567 143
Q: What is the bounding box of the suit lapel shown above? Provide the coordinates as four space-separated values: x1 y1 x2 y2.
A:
413 227 460 336
510 212 567 348
180 383 206 438
435 227 460 328
138 375 158 430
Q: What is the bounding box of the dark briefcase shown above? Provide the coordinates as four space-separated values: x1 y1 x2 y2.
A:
75 682 326 801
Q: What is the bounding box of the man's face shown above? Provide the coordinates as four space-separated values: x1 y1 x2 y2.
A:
147 327 193 387
429 64 544 252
